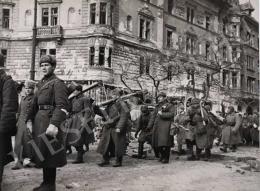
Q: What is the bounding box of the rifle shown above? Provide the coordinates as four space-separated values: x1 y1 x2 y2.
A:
69 81 101 100
97 91 143 107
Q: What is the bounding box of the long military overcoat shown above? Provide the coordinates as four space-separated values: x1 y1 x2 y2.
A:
65 96 95 147
14 94 34 160
27 74 69 168
0 71 18 166
148 101 175 148
97 100 130 158
221 112 242 145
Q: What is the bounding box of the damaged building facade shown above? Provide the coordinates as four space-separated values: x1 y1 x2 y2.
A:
0 0 259 113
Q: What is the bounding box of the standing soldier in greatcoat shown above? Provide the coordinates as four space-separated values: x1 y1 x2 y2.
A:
0 55 18 191
27 55 69 191
66 84 96 164
148 92 175 164
220 106 242 152
97 88 130 167
12 80 36 170
133 105 152 159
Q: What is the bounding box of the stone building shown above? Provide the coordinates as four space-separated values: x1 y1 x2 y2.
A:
0 0 259 113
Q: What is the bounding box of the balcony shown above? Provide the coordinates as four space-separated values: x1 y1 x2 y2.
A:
36 25 63 43
37 25 62 37
0 0 15 6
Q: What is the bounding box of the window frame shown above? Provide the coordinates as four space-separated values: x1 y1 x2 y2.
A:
2 8 10 29
90 3 96 24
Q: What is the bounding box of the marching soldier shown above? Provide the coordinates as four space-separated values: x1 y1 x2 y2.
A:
0 57 18 191
66 84 96 164
250 112 259 146
133 105 152 159
186 98 208 160
203 101 219 160
27 55 69 191
97 88 131 167
148 92 175 164
220 106 242 152
12 80 36 170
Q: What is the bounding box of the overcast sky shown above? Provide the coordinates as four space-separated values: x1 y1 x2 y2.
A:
239 0 259 21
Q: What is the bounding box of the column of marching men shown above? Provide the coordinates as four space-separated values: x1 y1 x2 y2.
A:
0 54 259 191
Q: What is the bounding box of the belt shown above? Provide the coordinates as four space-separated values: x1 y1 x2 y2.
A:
39 105 54 110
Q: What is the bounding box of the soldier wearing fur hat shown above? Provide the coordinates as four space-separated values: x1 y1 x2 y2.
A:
97 88 131 167
66 83 96 164
12 80 36 170
27 55 70 191
147 92 175 163
0 54 19 191
220 106 242 152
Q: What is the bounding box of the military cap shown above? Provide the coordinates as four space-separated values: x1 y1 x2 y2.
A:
24 80 36 89
39 55 56 67
157 92 166 98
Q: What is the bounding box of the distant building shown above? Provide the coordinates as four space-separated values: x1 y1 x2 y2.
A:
0 0 258 113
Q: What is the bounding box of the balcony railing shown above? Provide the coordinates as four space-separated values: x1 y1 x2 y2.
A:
37 25 63 37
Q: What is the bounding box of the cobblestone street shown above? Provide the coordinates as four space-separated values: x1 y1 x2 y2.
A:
2 143 260 191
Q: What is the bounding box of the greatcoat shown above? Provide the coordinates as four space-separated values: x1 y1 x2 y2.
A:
221 112 242 145
0 71 18 167
148 101 175 148
27 74 69 168
14 94 34 160
65 96 95 147
97 99 130 158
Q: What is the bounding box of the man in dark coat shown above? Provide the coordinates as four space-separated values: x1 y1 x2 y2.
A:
186 98 208 160
97 88 130 167
66 84 96 163
0 60 19 191
220 106 242 152
148 92 175 164
27 55 69 191
12 80 36 170
133 105 152 159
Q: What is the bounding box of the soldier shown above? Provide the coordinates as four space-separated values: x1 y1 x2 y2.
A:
0 56 19 191
133 105 152 159
220 106 242 152
12 80 36 170
27 55 69 191
66 84 96 164
97 88 130 167
203 101 219 160
186 98 208 160
148 92 175 164
174 104 189 155
250 111 259 146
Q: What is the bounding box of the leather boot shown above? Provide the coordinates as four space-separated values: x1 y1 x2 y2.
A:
98 156 110 167
113 157 122 167
72 151 84 164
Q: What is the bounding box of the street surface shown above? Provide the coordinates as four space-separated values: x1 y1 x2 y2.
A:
2 142 260 191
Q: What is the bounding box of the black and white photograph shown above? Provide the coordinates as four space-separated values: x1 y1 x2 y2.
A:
0 0 259 190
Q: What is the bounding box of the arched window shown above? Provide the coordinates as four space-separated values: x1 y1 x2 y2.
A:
126 15 132 31
25 9 32 27
68 7 76 25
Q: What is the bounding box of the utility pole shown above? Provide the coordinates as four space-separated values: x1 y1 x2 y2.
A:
30 0 37 80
